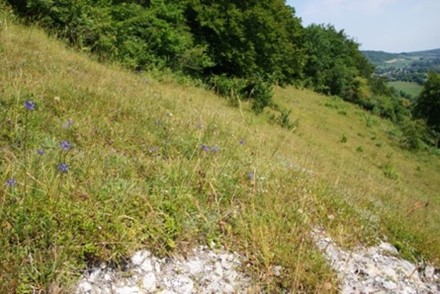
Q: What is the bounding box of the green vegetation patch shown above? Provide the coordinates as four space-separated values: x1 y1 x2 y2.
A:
0 22 345 293
1 3 439 293
388 81 423 98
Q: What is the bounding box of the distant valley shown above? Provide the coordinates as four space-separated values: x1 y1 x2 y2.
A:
362 48 440 84
362 48 440 98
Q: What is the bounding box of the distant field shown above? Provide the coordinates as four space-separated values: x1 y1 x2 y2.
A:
382 58 413 67
388 81 423 97
363 49 440 84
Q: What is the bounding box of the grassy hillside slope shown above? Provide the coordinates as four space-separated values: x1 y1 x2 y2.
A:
273 88 440 258
1 9 439 293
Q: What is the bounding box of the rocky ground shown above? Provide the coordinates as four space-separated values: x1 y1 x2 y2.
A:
312 227 440 294
76 230 440 293
75 246 252 294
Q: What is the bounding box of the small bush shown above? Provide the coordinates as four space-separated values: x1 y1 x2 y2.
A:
209 76 274 113
381 163 399 180
363 114 377 128
247 79 274 114
356 146 364 153
399 119 428 150
209 75 247 106
338 110 348 116
340 134 348 143
272 108 298 130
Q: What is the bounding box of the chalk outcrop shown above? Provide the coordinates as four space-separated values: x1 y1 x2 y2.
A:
312 227 440 294
76 246 251 294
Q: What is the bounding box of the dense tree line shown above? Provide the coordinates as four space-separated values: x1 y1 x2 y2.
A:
5 0 438 148
6 0 306 111
413 72 440 147
2 1 356 102
302 24 374 100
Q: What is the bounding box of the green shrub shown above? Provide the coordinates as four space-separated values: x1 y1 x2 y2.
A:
399 119 428 150
381 162 399 180
209 76 274 113
340 134 348 143
248 79 274 114
208 75 247 107
209 75 246 98
271 107 298 130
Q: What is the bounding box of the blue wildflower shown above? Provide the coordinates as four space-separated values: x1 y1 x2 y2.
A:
247 171 255 181
211 146 220 153
37 148 45 156
60 140 71 151
239 138 245 145
24 100 36 111
200 144 210 152
58 163 69 173
6 178 16 187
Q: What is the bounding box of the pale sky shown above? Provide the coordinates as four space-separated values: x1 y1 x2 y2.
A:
286 0 440 53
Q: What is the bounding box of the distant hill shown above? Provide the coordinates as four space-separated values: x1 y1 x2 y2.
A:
362 49 440 84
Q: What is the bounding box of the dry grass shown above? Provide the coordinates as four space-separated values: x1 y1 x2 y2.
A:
0 9 439 293
273 87 440 261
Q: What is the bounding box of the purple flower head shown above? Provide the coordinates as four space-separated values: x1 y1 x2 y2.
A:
246 171 255 181
24 100 36 111
60 140 71 151
149 146 159 153
200 144 210 152
37 148 45 156
63 119 74 129
6 178 16 187
211 146 220 153
239 138 245 145
58 163 69 173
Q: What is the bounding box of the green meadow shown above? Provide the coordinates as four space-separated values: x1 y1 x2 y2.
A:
389 81 424 97
1 10 439 294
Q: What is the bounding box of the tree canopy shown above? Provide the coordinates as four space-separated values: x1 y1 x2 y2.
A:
414 72 440 135
302 24 373 100
5 0 414 122
184 0 304 84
